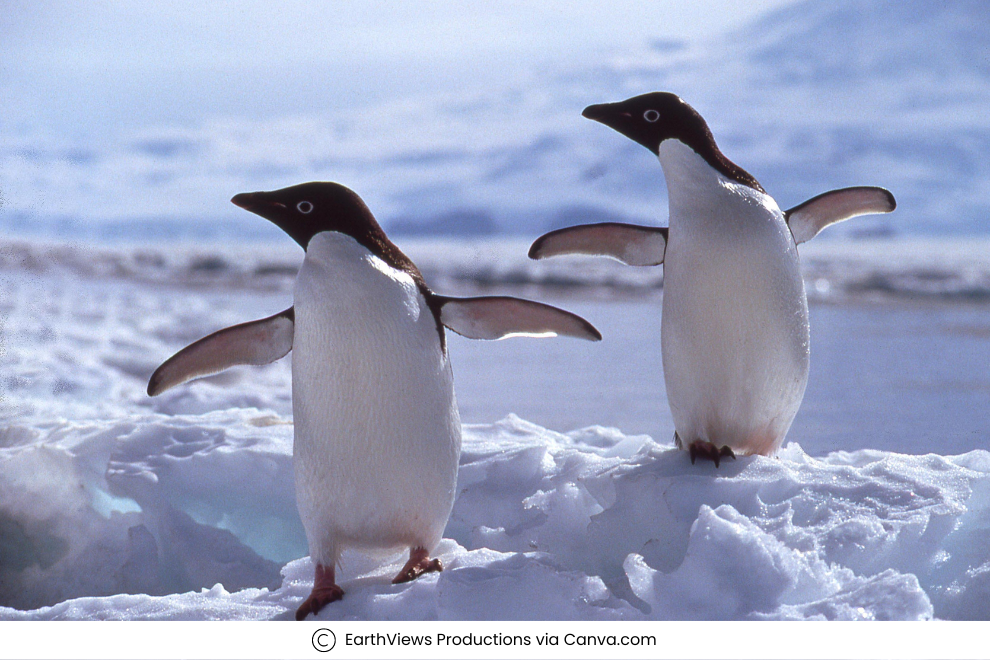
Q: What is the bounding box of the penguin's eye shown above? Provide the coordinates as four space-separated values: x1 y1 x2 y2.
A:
297 201 314 214
643 109 660 123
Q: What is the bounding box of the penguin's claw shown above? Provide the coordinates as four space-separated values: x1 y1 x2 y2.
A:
688 440 736 468
295 584 344 620
295 563 344 620
392 547 443 584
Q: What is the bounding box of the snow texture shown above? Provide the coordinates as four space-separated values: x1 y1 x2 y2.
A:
1 238 990 620
3 411 990 621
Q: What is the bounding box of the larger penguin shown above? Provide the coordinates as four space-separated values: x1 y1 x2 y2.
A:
530 92 895 466
148 182 601 619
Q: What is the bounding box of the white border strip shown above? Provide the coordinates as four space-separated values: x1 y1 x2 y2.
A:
1 620 986 660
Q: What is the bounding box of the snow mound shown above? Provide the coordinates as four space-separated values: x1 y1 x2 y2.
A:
3 415 990 620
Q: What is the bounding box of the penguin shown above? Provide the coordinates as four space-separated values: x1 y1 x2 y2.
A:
147 182 601 619
529 92 895 466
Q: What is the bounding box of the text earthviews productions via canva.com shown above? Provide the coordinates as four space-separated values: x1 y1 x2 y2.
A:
344 632 657 647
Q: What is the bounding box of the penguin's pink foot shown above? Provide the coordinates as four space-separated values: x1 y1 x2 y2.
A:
392 547 443 584
295 563 344 621
688 440 736 468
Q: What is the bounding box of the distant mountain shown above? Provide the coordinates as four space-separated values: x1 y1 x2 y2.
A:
2 0 987 240
389 209 498 237
568 0 990 236
352 0 990 237
734 0 990 83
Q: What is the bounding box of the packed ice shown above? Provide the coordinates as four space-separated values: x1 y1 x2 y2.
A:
5 408 990 621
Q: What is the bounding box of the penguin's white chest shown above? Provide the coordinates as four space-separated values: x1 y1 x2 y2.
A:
290 232 460 564
659 141 810 455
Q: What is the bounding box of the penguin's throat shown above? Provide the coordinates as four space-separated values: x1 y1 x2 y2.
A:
659 140 734 218
659 140 777 234
659 137 765 198
659 140 724 194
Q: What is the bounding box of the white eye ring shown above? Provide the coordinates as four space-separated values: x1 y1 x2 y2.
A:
644 109 660 123
297 201 313 214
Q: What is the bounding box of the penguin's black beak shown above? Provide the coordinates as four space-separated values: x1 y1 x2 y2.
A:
581 103 610 122
582 102 634 133
582 100 659 155
231 190 306 248
231 192 261 211
231 192 288 216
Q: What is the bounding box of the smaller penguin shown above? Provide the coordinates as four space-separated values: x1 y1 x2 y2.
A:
530 92 895 465
148 182 600 619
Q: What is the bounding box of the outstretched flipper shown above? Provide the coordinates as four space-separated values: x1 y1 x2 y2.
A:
528 223 667 266
437 296 602 341
147 307 295 396
786 186 896 244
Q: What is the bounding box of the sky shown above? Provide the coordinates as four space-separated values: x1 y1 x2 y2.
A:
0 0 801 238
0 1 794 133
9 0 983 240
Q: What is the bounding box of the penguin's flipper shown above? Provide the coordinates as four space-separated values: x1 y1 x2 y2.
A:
786 186 896 244
147 307 294 396
528 223 667 266
437 296 602 341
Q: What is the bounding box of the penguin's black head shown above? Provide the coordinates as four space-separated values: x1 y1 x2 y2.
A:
231 181 383 249
582 92 711 156
232 181 427 295
583 91 764 193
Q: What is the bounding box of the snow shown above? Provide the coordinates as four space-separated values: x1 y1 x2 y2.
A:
1 238 990 620
7 235 990 305
4 409 990 621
